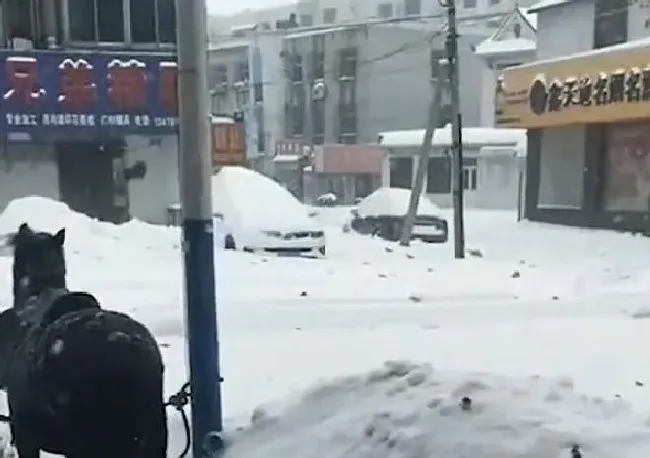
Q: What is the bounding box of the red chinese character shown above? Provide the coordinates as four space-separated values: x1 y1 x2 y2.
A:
4 57 44 104
159 62 177 113
59 59 96 108
107 60 147 109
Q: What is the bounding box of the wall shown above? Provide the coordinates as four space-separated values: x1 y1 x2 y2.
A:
537 126 584 209
125 135 179 224
0 144 59 212
535 1 594 60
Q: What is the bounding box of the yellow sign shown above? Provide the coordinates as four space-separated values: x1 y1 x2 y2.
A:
495 42 650 129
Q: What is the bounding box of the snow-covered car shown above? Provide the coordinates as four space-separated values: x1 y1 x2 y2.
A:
346 187 448 243
211 166 326 256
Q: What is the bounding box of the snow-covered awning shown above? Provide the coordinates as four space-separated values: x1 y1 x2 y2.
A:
379 125 526 148
474 38 536 58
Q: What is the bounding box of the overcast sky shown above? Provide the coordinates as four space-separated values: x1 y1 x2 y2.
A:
206 0 295 17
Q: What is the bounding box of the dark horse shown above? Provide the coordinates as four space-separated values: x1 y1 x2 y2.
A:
0 223 168 458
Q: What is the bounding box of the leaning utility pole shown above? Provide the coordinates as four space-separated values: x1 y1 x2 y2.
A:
444 0 465 259
399 69 445 246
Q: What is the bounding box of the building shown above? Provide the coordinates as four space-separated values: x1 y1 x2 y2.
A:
0 0 180 225
379 125 526 210
208 25 290 174
474 7 537 126
496 0 650 232
280 22 491 146
295 0 540 27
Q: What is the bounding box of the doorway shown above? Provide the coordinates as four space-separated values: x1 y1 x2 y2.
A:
55 140 130 223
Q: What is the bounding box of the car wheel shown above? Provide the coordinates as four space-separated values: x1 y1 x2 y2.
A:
224 234 236 250
318 245 326 256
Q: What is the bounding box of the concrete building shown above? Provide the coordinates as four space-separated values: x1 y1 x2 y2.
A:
0 0 181 225
497 0 650 232
208 25 292 174
295 0 541 27
474 7 537 126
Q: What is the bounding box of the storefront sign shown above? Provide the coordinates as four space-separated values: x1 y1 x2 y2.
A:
212 122 246 169
495 41 650 129
0 50 178 142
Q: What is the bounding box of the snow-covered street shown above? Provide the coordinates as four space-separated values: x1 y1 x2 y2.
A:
2 197 650 457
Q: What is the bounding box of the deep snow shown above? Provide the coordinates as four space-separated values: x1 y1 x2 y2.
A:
1 197 650 457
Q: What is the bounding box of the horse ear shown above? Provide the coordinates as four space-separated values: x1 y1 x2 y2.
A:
53 228 65 246
18 223 31 235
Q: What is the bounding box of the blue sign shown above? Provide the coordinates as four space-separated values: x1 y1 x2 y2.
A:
0 50 179 142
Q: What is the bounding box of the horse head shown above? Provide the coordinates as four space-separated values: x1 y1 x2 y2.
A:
10 223 67 309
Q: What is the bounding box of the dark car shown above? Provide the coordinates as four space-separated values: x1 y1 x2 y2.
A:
348 210 448 243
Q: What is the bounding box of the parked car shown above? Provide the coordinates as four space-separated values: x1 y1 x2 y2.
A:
212 166 326 256
345 187 448 243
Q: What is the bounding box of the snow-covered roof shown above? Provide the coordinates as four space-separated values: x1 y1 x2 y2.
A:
518 7 537 30
475 38 536 57
379 125 527 148
208 38 250 51
211 115 235 124
514 36 650 71
528 0 576 13
284 25 349 40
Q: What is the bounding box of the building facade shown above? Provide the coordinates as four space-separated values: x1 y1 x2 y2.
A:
280 22 490 148
497 0 650 232
208 27 288 173
0 0 180 225
294 0 540 27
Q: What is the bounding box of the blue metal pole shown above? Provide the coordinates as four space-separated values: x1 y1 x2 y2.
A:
175 0 223 453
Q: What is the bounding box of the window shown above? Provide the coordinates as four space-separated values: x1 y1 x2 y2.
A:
299 14 313 26
289 84 305 107
312 100 325 136
603 122 650 212
130 0 156 42
463 0 477 7
235 61 249 82
288 106 304 136
5 0 35 41
313 35 325 52
338 108 356 135
96 0 124 41
463 166 478 191
67 0 174 43
426 157 451 193
210 64 228 86
157 0 177 43
339 47 357 79
323 8 337 23
312 52 325 80
253 82 264 103
211 93 228 114
339 134 356 144
594 0 627 49
235 89 249 108
377 3 393 18
339 80 355 106
390 157 413 188
287 54 302 82
404 0 420 15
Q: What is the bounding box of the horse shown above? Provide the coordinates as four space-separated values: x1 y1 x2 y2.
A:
0 223 168 458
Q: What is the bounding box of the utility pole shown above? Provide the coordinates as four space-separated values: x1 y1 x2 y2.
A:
176 0 223 456
444 0 465 259
399 67 445 246
297 60 314 203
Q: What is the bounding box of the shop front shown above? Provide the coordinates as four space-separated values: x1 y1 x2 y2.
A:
496 39 650 232
0 49 179 223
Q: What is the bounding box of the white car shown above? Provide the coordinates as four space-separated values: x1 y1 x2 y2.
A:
208 166 326 256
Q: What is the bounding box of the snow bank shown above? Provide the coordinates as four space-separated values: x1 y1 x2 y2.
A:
357 187 441 217
0 196 177 254
211 166 316 231
226 361 650 458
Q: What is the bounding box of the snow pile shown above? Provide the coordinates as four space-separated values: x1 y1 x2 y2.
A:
0 196 178 254
211 166 317 231
225 361 650 458
357 187 441 217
